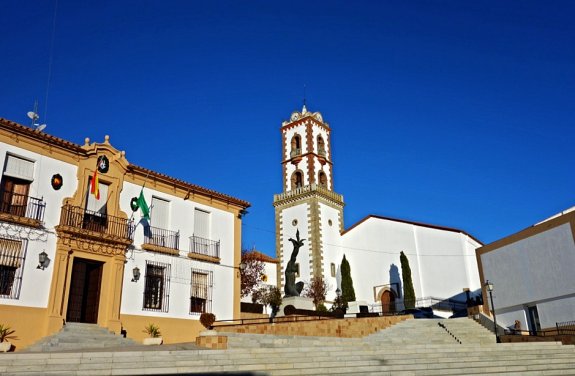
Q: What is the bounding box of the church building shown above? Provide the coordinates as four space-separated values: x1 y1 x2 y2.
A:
274 106 482 312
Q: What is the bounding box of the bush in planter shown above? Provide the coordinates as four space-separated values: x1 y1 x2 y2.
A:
143 323 161 338
199 313 216 329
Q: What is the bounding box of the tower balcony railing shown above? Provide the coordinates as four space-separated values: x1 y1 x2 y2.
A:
144 226 179 251
273 183 344 204
0 192 45 224
59 204 134 241
189 235 220 260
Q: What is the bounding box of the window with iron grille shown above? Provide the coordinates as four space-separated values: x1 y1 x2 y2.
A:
0 237 25 299
143 261 170 312
190 268 213 314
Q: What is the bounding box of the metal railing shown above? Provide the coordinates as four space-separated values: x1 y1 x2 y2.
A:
370 296 467 315
59 204 134 240
144 226 179 250
556 320 575 335
0 192 45 222
189 235 220 258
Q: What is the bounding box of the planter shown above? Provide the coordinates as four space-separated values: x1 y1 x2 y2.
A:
143 337 163 345
0 341 12 352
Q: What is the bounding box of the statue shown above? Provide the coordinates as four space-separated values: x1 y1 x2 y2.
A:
284 229 305 297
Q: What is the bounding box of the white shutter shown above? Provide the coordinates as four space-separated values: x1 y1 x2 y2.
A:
194 209 210 239
86 180 109 214
151 197 169 228
4 155 34 181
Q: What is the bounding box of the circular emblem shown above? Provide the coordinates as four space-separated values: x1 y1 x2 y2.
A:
51 174 63 190
130 197 139 212
97 155 109 173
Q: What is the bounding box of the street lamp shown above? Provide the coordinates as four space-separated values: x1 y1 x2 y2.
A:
485 280 500 343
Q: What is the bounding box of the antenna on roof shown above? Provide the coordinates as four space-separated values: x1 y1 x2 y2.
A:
27 100 47 132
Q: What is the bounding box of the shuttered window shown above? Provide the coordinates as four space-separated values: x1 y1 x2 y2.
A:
3 155 34 181
194 209 210 239
0 237 25 299
151 197 170 228
190 269 212 314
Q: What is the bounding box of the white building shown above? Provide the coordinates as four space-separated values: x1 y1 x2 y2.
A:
274 106 481 312
0 117 249 350
477 207 575 332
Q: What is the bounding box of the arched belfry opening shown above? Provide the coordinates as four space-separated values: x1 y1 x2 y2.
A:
317 135 325 156
291 170 304 190
291 134 302 157
318 171 327 187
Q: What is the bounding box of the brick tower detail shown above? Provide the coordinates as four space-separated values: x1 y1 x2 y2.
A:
274 105 345 293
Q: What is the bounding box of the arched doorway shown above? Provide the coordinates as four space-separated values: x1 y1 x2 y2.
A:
380 289 396 314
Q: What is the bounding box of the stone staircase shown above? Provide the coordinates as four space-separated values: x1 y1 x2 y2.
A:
23 323 138 353
1 318 575 375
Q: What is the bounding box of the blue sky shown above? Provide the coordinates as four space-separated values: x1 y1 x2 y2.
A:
2 1 574 256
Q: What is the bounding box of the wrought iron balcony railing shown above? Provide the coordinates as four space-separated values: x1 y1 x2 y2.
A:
189 235 220 259
0 192 45 222
59 204 134 241
144 226 179 250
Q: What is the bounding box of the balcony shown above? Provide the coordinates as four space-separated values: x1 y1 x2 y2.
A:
58 204 134 245
273 183 344 207
188 235 220 263
0 192 45 227
142 226 180 255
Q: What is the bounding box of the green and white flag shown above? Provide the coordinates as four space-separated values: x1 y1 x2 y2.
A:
137 189 150 220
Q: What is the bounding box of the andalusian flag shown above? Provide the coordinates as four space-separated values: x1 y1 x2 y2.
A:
90 169 100 199
137 189 150 220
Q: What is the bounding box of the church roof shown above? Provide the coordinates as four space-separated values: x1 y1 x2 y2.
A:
342 214 483 245
244 250 278 263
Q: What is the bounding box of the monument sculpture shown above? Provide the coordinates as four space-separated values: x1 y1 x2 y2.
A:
284 229 305 297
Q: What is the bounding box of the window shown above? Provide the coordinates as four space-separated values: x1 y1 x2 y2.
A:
330 263 336 277
143 261 170 312
151 197 169 228
0 237 25 299
83 178 109 231
190 269 213 314
317 135 326 156
1 155 34 217
290 134 302 157
291 171 303 189
318 171 327 187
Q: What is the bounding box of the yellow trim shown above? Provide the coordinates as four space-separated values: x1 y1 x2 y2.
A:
0 305 48 351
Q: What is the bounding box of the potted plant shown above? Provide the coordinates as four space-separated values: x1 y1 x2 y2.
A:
199 313 216 335
142 323 163 345
0 324 16 352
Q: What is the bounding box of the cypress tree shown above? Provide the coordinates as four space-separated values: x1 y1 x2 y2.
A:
340 254 356 303
400 251 416 309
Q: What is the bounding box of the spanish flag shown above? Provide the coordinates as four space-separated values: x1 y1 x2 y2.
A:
90 169 100 200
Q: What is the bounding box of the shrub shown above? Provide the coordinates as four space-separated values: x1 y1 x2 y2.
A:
340 255 356 303
0 324 16 342
316 303 328 312
400 251 416 309
143 323 161 338
199 313 216 329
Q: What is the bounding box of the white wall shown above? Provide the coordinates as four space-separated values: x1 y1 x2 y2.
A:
480 223 575 328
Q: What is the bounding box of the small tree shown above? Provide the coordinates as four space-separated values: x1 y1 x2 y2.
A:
303 275 330 309
240 249 265 298
340 254 356 303
400 251 416 309
261 285 282 320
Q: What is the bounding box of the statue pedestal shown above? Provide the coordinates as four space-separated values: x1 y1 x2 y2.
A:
277 296 315 317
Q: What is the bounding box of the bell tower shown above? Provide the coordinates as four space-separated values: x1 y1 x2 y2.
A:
274 105 345 292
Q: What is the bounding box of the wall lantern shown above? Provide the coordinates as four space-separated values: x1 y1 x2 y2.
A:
238 262 246 271
131 266 141 282
37 250 49 270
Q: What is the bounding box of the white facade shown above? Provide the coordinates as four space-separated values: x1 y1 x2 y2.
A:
275 107 481 311
478 210 575 331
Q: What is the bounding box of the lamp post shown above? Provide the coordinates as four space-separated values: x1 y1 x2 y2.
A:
485 280 500 343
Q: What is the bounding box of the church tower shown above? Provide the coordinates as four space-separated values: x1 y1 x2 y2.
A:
274 105 345 292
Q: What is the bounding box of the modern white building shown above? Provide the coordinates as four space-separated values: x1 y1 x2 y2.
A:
0 117 249 350
274 106 482 312
477 207 575 333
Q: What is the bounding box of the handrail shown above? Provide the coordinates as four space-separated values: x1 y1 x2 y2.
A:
144 226 179 250
190 235 220 258
438 322 462 344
